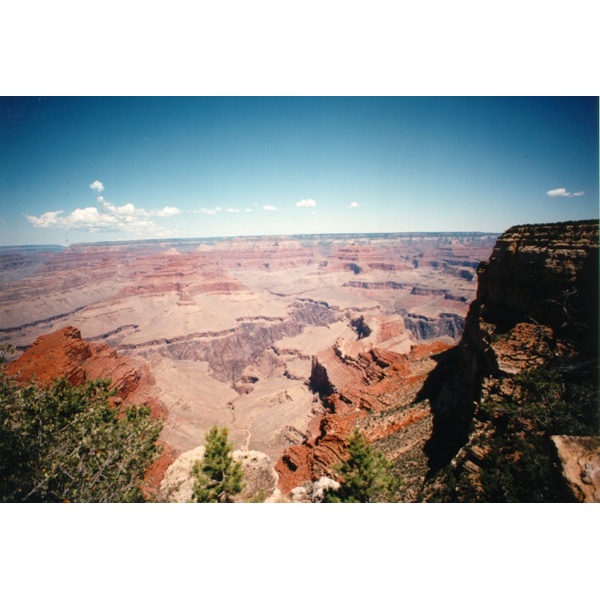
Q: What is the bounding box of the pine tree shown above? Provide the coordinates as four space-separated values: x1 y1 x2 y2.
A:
323 429 401 503
192 426 245 502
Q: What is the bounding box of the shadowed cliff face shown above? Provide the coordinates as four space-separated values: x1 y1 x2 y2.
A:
421 220 599 501
275 339 451 496
466 220 599 383
403 312 465 341
477 220 599 352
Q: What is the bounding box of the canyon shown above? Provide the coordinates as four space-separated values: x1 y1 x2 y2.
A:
1 232 494 490
2 223 597 501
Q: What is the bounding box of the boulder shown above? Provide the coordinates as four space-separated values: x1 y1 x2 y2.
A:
551 435 600 502
158 446 279 502
290 476 340 503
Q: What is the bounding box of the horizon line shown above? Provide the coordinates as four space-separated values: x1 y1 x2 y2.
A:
0 229 508 250
5 218 600 249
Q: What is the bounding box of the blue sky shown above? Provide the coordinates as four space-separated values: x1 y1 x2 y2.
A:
0 96 597 246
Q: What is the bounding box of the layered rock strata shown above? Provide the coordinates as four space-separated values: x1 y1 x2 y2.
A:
275 338 452 497
420 220 599 501
0 232 498 499
5 325 164 415
458 220 598 412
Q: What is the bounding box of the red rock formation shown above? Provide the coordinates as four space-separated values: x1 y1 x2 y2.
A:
321 244 411 274
6 326 172 494
6 326 161 411
551 436 600 502
144 441 178 492
0 232 499 500
275 339 453 494
278 221 599 501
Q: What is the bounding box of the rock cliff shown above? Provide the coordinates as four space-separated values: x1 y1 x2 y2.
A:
6 326 161 410
420 220 599 501
5 326 171 494
275 339 452 496
403 312 465 341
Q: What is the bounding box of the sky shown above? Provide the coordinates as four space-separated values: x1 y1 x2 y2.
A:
0 96 598 246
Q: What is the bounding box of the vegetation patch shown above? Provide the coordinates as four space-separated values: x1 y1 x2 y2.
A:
0 369 163 502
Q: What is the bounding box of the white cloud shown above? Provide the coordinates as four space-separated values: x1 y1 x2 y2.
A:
70 206 117 227
90 180 104 194
97 197 135 216
245 208 253 213
151 206 180 217
26 194 180 236
192 208 218 215
546 188 569 197
26 207 121 230
263 205 278 211
96 197 180 219
225 208 240 213
546 187 585 198
296 198 316 208
26 210 66 228
347 201 360 208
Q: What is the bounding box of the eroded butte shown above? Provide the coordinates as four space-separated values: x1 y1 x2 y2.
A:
0 233 497 466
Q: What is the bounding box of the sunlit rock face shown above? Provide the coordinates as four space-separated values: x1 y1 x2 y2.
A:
551 436 600 503
5 325 164 418
476 220 599 351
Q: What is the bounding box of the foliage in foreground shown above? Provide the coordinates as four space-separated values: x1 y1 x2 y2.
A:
429 366 598 502
192 425 245 503
323 429 402 503
0 372 163 502
476 367 597 502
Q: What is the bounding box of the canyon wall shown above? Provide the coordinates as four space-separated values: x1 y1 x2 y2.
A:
5 326 174 494
442 219 598 421
3 224 595 500
420 220 599 501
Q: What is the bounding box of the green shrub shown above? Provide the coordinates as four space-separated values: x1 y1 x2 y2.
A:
0 375 163 502
323 429 401 503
